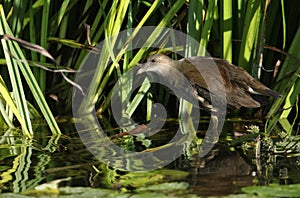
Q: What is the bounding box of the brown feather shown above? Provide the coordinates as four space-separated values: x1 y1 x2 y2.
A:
137 54 281 112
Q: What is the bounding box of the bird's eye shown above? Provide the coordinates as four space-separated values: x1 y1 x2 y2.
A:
151 59 156 62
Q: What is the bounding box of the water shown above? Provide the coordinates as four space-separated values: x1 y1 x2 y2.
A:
0 120 299 197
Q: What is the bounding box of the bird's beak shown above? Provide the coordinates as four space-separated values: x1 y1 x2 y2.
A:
136 63 143 68
136 63 146 75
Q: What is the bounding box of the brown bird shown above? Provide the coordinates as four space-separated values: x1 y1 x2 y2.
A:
137 54 281 114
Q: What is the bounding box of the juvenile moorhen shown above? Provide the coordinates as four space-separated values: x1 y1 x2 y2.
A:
137 54 281 114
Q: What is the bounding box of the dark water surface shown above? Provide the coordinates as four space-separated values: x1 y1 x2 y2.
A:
0 120 299 197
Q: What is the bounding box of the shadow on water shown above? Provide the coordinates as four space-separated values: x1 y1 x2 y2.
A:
173 145 254 196
1 119 300 197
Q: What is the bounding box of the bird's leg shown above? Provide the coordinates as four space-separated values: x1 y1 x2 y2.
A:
207 114 219 143
198 113 220 157
196 95 219 142
211 114 219 142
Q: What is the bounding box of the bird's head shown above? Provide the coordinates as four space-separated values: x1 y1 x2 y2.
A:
136 54 178 75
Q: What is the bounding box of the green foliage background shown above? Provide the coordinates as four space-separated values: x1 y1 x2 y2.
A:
0 0 299 136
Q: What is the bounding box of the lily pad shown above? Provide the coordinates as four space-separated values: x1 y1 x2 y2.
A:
118 169 189 188
242 183 300 197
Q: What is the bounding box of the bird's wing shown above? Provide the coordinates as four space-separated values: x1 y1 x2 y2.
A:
177 57 229 110
213 58 281 98
179 57 263 108
178 57 228 93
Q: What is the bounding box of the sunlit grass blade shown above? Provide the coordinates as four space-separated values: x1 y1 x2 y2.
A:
280 0 286 49
39 0 50 92
238 0 262 72
198 0 217 56
0 6 33 136
121 0 185 118
220 0 232 61
0 75 31 136
77 0 131 113
129 0 185 67
186 0 203 57
0 5 61 135
48 37 99 52
266 28 300 133
95 0 163 115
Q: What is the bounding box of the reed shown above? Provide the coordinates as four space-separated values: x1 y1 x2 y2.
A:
0 0 298 136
